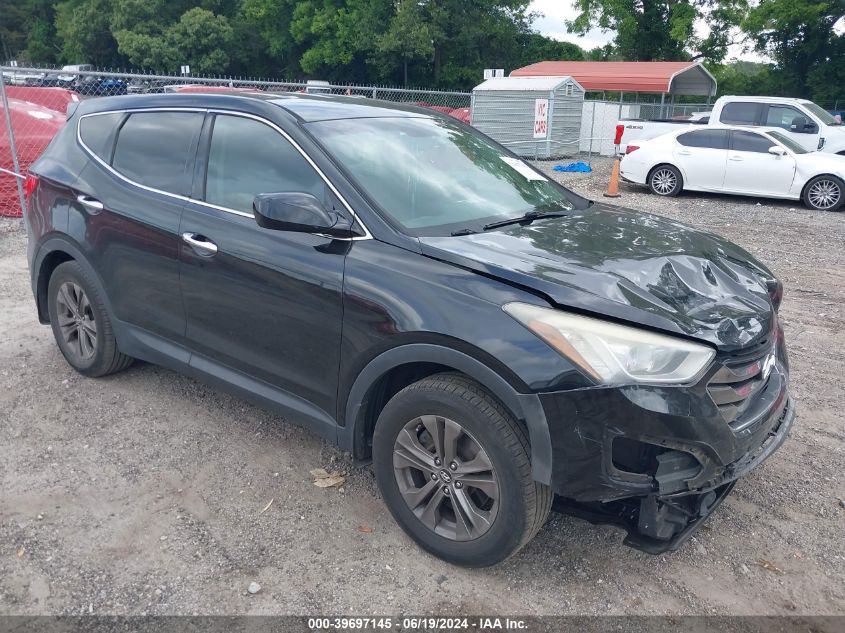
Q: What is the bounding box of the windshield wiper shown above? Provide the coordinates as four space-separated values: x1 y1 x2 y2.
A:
450 228 478 236
483 209 569 231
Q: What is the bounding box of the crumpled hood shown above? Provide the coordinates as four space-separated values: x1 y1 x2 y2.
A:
420 204 777 351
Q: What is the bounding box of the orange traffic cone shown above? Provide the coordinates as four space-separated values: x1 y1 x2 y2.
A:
604 158 622 198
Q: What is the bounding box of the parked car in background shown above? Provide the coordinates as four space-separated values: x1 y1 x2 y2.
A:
38 64 95 88
620 125 845 211
2 69 46 86
126 78 169 94
72 74 128 96
619 96 845 155
25 93 793 566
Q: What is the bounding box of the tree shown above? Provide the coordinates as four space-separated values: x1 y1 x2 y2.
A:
568 0 747 63
518 32 584 67
377 0 435 85
742 0 844 99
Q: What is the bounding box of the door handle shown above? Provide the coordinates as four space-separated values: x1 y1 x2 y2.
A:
729 155 743 161
77 194 104 212
182 232 218 255
677 150 692 156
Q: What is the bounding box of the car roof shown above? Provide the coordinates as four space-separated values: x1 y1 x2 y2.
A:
76 91 437 122
719 95 810 105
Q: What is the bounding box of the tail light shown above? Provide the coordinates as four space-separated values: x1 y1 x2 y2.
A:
614 124 624 145
24 173 40 200
625 145 640 154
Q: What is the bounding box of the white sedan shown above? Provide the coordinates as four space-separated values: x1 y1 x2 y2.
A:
619 125 845 211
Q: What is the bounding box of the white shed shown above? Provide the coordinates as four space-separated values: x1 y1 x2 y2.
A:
471 76 585 159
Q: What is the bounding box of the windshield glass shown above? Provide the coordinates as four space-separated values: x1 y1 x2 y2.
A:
306 116 577 236
802 101 839 126
767 130 808 154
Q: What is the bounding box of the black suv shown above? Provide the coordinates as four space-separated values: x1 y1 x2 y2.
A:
25 93 793 567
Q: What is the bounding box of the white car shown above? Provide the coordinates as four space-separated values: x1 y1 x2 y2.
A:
620 126 845 211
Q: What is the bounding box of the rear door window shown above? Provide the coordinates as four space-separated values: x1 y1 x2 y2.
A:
730 130 774 153
676 129 729 149
720 102 760 125
111 111 204 196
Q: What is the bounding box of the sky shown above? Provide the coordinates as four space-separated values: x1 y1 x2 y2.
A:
528 0 767 63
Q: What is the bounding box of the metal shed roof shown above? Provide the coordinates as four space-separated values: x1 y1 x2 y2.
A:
473 75 583 92
510 61 716 96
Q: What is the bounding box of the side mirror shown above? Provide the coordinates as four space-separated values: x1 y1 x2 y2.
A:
790 116 814 133
768 146 787 157
253 192 358 238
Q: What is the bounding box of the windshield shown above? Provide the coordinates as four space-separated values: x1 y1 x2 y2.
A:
802 101 839 126
767 130 808 154
306 116 577 236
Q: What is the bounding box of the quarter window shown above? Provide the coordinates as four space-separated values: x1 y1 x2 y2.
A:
731 130 774 154
111 112 203 196
720 102 760 125
676 130 729 149
79 113 123 162
204 114 326 213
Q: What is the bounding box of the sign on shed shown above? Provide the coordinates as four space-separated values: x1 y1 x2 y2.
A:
533 98 549 138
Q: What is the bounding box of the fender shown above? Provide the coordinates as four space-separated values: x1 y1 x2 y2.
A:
340 343 553 484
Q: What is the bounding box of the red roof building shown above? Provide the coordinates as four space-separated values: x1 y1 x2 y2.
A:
511 61 716 96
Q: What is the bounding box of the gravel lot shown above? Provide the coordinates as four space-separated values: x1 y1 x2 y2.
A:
1 156 843 616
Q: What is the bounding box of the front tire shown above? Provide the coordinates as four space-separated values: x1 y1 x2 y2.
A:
47 261 133 377
648 164 683 197
372 373 551 567
804 175 843 211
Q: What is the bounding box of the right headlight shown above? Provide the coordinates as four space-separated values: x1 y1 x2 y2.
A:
503 302 715 385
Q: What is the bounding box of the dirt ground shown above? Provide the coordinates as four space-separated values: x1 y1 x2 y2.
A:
1 157 843 616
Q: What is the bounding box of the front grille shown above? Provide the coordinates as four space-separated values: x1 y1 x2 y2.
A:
707 345 775 427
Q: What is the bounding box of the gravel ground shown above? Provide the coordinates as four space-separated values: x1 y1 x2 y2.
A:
1 156 843 616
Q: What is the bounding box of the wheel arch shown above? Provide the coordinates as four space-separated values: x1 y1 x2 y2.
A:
33 237 113 325
339 343 553 484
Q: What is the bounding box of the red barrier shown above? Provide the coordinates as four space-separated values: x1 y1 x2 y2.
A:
1 98 65 217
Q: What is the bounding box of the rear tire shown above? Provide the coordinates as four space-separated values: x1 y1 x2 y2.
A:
803 175 843 212
47 261 133 377
372 372 551 567
648 164 683 197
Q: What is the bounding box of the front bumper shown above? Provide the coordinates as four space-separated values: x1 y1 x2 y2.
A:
539 341 793 553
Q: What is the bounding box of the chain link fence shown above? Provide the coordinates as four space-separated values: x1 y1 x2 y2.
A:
3 65 839 218
0 65 476 217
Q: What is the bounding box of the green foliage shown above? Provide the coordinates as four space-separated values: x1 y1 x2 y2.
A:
1 0 839 105
743 0 844 101
568 0 748 63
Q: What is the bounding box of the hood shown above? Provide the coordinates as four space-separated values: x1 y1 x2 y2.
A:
420 204 776 351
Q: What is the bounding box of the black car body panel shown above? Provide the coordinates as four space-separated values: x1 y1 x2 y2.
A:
25 92 794 553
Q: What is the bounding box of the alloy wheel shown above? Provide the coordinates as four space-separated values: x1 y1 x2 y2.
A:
392 415 500 541
808 179 841 210
55 281 98 361
651 168 678 195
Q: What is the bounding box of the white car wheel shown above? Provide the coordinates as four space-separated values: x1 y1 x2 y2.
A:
804 176 843 212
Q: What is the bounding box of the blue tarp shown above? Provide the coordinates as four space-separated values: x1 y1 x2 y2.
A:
553 162 592 173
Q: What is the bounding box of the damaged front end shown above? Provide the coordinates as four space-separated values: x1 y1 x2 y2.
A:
544 330 794 553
